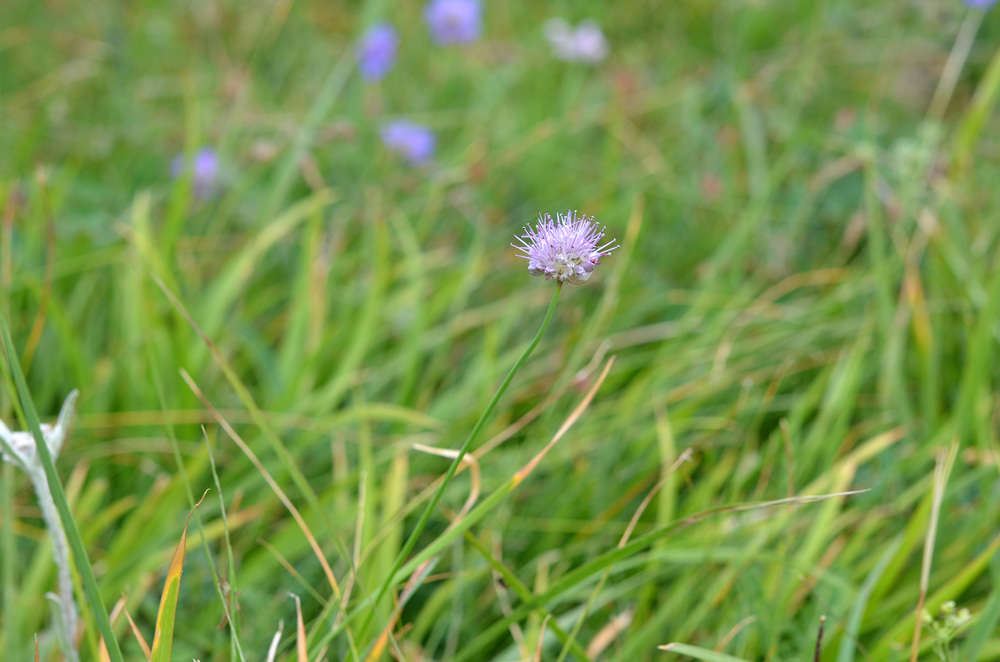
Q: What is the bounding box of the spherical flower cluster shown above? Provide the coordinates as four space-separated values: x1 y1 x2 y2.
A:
513 211 618 284
380 121 437 165
424 0 482 45
357 23 399 80
966 0 998 9
171 147 220 199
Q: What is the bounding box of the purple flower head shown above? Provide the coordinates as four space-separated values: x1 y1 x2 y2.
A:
512 210 619 285
424 0 482 45
380 121 436 166
966 0 998 8
357 23 398 80
171 147 220 199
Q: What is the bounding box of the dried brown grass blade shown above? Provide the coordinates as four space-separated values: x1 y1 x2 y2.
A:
180 369 341 598
716 616 757 652
619 448 693 548
292 593 308 662
123 604 152 660
97 595 127 662
533 615 552 662
412 443 481 527
513 356 616 486
585 609 634 659
363 560 434 662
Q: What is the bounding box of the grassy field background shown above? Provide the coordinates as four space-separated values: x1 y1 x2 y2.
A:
3 0 1000 660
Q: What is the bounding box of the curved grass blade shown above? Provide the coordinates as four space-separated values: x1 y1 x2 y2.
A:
150 493 206 662
835 537 900 662
123 605 152 660
291 593 307 662
658 642 752 662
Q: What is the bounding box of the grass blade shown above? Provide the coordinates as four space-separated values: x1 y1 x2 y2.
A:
363 282 563 635
150 493 205 662
835 537 900 662
123 605 152 660
658 642 752 662
291 593 308 662
0 310 124 662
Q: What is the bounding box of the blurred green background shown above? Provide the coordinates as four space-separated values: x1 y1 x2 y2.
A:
3 0 1000 660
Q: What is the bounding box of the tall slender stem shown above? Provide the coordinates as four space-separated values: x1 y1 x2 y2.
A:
362 283 562 638
927 10 983 122
31 471 79 662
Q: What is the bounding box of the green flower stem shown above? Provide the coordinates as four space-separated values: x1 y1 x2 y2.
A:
0 312 125 662
362 282 562 638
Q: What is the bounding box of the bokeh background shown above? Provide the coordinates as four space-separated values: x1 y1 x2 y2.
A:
4 1 1000 661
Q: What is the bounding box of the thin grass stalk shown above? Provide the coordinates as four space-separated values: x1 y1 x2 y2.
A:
927 10 984 122
952 36 1000 172
361 283 562 640
910 442 958 662
146 346 248 662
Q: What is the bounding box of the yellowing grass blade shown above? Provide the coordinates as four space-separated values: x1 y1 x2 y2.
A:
151 492 206 662
364 559 434 662
532 616 551 662
123 604 152 660
291 593 308 662
98 595 128 662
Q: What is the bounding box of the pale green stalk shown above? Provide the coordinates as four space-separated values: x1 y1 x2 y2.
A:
927 10 984 122
33 468 78 662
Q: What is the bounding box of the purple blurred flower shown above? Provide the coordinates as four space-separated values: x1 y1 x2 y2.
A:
966 0 998 8
171 147 220 199
424 0 482 45
357 23 398 80
381 121 436 165
544 19 608 63
512 210 618 285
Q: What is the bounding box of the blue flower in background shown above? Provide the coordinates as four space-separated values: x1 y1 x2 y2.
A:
171 147 220 199
966 0 998 8
381 121 436 166
357 23 398 80
424 0 482 45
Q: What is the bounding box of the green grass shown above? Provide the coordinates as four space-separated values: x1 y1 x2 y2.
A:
3 1 1000 661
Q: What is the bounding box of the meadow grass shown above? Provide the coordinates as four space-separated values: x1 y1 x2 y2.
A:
3 0 1000 660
